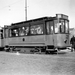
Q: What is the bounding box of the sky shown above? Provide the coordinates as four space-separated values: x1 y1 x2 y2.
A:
0 0 74 28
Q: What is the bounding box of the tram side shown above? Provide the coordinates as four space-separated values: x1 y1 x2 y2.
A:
3 19 54 53
3 14 70 53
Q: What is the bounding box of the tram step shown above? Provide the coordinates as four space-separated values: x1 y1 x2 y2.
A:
46 49 55 51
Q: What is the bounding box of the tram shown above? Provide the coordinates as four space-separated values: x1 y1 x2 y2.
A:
0 14 70 53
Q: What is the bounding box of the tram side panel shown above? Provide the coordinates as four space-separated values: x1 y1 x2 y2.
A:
5 35 46 53
45 35 54 48
0 39 2 47
3 38 9 47
3 28 9 46
8 35 46 47
3 33 70 52
45 34 70 51
54 34 70 49
8 35 54 47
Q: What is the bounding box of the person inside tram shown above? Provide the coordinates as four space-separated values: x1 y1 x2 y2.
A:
70 35 75 52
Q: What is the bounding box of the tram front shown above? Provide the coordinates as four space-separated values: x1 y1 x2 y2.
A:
54 14 70 49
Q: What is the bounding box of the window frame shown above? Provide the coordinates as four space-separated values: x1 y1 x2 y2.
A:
10 28 19 37
4 28 9 38
19 26 29 36
54 19 69 34
9 26 30 37
65 20 69 33
59 20 65 33
46 20 54 35
30 24 44 35
9 23 45 37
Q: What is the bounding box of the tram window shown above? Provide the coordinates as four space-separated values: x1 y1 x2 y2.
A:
24 27 29 35
46 21 53 34
55 20 59 33
55 20 65 33
59 20 65 33
30 24 43 35
0 30 3 39
19 26 29 36
19 27 24 36
65 20 69 33
11 28 18 37
46 22 50 34
50 21 53 33
4 29 9 38
9 29 11 37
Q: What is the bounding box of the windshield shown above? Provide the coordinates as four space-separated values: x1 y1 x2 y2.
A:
55 19 69 33
65 20 69 33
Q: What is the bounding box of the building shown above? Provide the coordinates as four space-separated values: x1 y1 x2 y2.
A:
69 28 75 40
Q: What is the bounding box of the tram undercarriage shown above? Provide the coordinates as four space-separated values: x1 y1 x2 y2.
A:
4 45 62 54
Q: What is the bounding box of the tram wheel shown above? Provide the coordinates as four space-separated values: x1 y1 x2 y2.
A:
45 51 50 54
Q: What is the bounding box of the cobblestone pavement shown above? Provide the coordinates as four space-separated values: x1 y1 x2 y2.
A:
0 50 75 75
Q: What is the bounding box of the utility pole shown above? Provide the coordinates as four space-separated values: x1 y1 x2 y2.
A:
25 0 27 21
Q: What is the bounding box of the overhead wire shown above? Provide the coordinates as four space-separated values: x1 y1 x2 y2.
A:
0 0 23 11
0 0 44 11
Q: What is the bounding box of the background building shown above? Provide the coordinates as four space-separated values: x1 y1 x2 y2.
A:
69 28 75 40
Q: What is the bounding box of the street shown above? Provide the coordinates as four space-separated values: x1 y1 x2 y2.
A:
0 50 75 75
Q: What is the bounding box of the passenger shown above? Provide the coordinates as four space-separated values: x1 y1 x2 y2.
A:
70 36 75 52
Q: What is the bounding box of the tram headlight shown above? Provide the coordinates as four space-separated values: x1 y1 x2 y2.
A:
64 39 67 43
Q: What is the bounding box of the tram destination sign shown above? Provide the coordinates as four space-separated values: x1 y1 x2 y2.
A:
56 14 68 19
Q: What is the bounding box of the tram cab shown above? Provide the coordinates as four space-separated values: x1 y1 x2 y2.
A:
53 14 70 49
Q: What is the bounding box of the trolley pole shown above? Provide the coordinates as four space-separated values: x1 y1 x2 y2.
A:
25 0 27 21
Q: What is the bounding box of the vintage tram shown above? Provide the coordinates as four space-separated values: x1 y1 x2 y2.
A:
0 14 70 53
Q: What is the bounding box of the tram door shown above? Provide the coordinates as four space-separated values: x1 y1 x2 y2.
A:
0 30 3 48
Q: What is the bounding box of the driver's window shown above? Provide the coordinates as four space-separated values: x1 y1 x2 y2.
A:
65 20 69 33
54 20 65 33
59 20 65 33
55 20 59 33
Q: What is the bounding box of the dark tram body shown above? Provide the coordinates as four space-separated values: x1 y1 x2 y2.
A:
0 14 70 53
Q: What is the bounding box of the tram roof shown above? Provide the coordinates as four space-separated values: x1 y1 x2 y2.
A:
11 16 55 26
